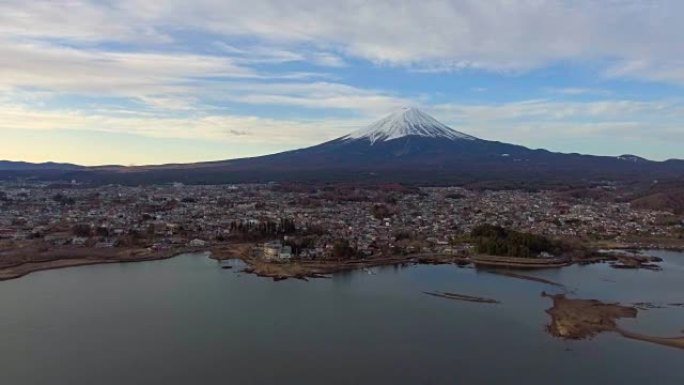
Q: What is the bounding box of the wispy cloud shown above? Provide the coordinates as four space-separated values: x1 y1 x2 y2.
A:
216 82 410 114
545 88 611 96
431 99 684 144
0 41 254 96
0 102 364 144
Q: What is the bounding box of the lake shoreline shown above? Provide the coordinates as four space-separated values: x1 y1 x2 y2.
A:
0 239 672 282
0 246 192 281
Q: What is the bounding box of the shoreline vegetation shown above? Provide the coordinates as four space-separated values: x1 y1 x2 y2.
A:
0 236 677 282
2 213 683 282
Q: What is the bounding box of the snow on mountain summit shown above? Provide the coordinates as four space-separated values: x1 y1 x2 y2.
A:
343 107 477 144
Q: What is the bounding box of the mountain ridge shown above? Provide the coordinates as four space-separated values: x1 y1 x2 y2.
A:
0 160 84 171
1 108 683 186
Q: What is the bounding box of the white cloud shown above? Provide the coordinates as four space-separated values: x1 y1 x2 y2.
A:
309 52 347 68
0 41 366 113
0 0 168 43
3 1 684 81
605 60 684 85
100 0 684 82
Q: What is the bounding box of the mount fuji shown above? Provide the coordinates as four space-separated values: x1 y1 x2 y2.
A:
342 107 477 143
3 108 684 186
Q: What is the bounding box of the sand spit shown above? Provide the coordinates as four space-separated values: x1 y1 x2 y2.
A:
486 270 566 288
543 293 684 351
423 291 500 304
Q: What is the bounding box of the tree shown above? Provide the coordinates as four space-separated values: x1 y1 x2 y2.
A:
470 224 565 258
331 239 357 259
371 204 392 219
384 195 398 205
72 224 92 237
53 193 75 205
146 224 156 237
393 230 412 241
217 197 233 207
95 227 110 237
279 218 297 234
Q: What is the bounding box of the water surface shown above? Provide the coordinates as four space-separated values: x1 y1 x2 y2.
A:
0 250 682 384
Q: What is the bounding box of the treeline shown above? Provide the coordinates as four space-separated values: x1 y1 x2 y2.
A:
53 193 76 205
330 239 359 259
227 219 297 240
470 224 566 258
283 236 317 256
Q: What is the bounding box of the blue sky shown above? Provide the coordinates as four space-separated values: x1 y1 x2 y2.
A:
1 0 684 165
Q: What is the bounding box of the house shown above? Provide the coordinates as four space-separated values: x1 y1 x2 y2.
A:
72 237 88 246
262 241 292 261
13 231 29 240
263 241 281 259
44 234 70 246
188 239 208 248
0 228 14 239
279 245 293 260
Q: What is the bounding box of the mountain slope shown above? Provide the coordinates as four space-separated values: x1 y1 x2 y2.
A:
631 180 684 214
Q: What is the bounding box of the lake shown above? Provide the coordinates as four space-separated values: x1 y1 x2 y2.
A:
1 250 683 384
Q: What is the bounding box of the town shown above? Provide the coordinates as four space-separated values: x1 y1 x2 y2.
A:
1 182 682 268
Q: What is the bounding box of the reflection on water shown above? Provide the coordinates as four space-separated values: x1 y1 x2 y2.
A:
0 250 682 385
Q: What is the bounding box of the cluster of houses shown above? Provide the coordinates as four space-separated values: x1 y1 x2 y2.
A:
0 182 681 260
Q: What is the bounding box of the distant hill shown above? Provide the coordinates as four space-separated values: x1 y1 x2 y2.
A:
1 108 683 186
0 160 84 171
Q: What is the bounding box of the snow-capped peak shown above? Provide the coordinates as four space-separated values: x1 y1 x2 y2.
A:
617 154 647 163
343 107 476 144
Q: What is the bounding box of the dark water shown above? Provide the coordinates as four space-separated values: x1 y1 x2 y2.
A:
0 250 683 385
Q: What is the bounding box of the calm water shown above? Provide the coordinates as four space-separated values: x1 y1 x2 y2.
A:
0 250 683 385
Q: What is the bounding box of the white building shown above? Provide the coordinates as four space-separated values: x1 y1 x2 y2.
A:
262 241 292 261
188 239 208 248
